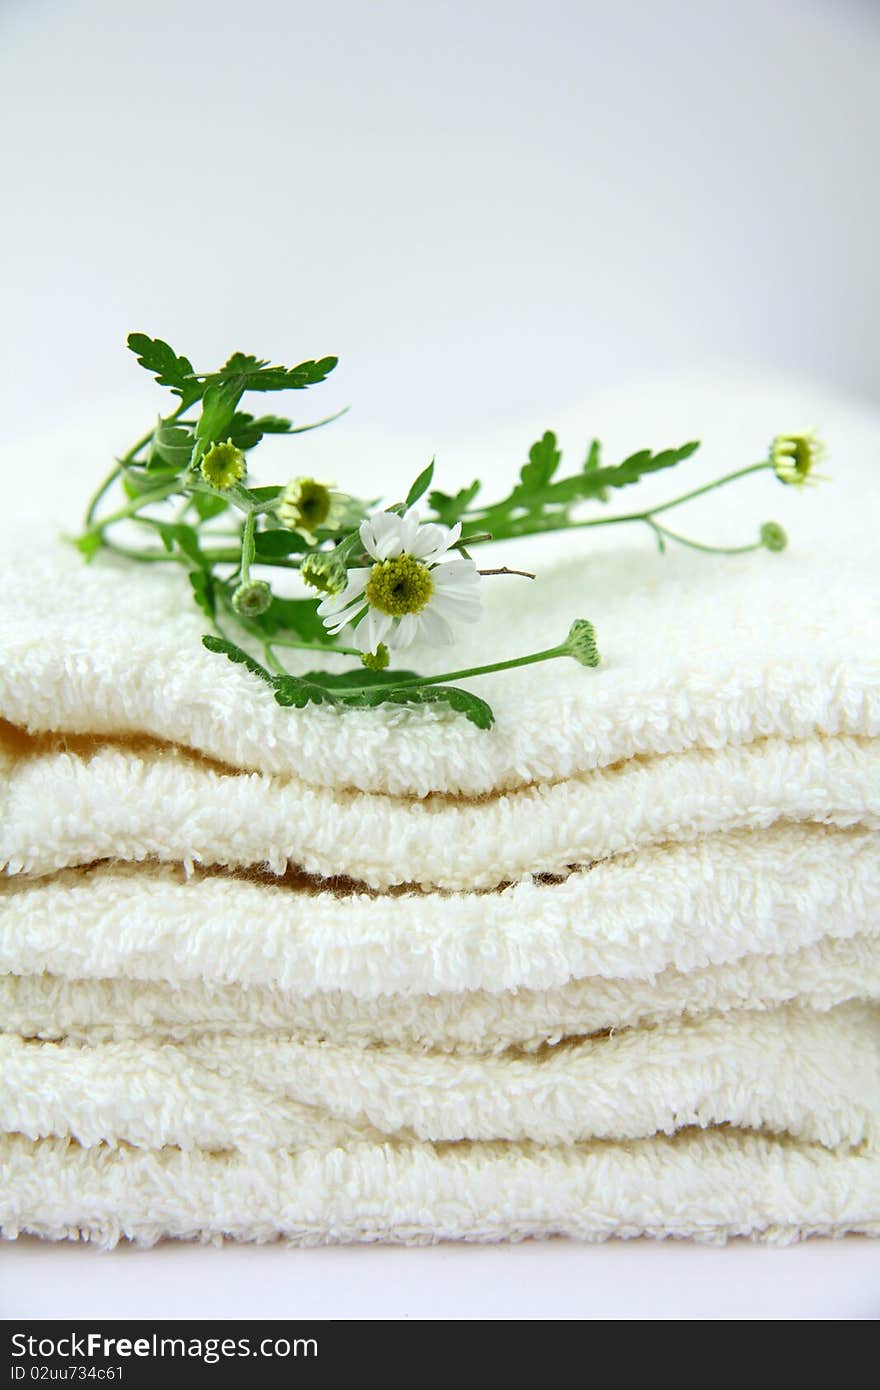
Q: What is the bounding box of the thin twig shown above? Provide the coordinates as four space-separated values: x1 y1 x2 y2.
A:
477 565 536 580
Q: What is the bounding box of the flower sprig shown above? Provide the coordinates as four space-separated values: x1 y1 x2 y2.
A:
74 332 823 729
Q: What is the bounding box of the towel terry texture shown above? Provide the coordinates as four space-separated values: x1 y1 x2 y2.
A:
1 381 879 1246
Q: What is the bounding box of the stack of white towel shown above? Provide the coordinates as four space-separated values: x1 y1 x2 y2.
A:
1 381 878 1246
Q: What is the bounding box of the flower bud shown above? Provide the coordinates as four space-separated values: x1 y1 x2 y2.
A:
769 432 824 487
563 618 600 667
361 643 390 671
301 549 348 595
279 477 338 535
232 579 272 617
200 440 247 490
760 521 787 553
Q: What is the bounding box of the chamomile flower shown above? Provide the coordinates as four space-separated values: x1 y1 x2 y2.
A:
300 549 348 595
200 440 246 490
278 477 347 538
769 432 825 486
317 506 482 652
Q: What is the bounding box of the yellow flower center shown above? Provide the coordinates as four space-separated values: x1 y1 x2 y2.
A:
771 433 822 486
200 440 246 490
365 554 434 616
295 480 332 529
280 478 334 533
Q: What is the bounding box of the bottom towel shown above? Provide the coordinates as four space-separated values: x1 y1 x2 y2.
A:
4 1131 880 1248
2 1002 879 1247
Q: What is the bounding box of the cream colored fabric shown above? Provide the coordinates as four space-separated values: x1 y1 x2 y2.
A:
1 379 879 1246
4 1132 880 1248
1 824 878 1052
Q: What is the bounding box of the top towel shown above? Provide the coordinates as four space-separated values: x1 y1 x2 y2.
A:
1 378 878 800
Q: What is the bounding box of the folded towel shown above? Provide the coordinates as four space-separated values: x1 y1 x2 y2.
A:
3 1000 879 1246
2 824 879 1244
2 824 878 1050
1 528 877 805
2 726 877 888
5 1133 880 1247
4 1004 878 1151
2 378 879 1247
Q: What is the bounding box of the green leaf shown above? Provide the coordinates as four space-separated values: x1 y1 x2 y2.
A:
204 353 338 395
255 594 334 644
475 437 702 530
245 485 284 504
270 676 336 708
121 465 180 500
228 412 293 451
428 479 481 526
155 521 209 569
354 682 495 728
189 569 216 618
203 637 495 727
273 673 495 726
253 528 310 559
195 379 245 453
405 459 435 509
201 635 274 685
518 432 561 496
581 439 607 500
191 492 229 521
149 417 194 471
543 441 700 504
74 532 102 562
127 333 201 408
300 668 419 689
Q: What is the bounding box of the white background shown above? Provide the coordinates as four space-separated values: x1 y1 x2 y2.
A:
2 0 880 1320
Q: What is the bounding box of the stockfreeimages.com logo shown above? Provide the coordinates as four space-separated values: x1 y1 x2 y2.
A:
10 1332 317 1367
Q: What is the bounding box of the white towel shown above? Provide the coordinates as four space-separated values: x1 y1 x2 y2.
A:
2 822 879 1243
2 375 879 1246
1 824 878 1048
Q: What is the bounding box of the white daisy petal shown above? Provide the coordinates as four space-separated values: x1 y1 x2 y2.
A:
433 590 482 616
325 602 366 632
360 511 401 561
431 557 479 586
400 507 422 554
325 592 369 622
360 609 378 651
416 605 455 645
409 522 448 561
388 613 418 650
340 569 370 597
317 569 368 616
323 509 482 651
362 607 393 652
358 518 377 559
431 594 482 624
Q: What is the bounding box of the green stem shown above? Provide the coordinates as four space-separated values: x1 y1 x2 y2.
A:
98 541 306 572
85 480 183 533
239 512 257 583
212 550 303 569
269 637 362 658
84 401 191 529
100 539 187 565
640 462 772 519
338 641 572 695
262 645 287 675
648 520 762 556
462 462 773 542
84 461 131 529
